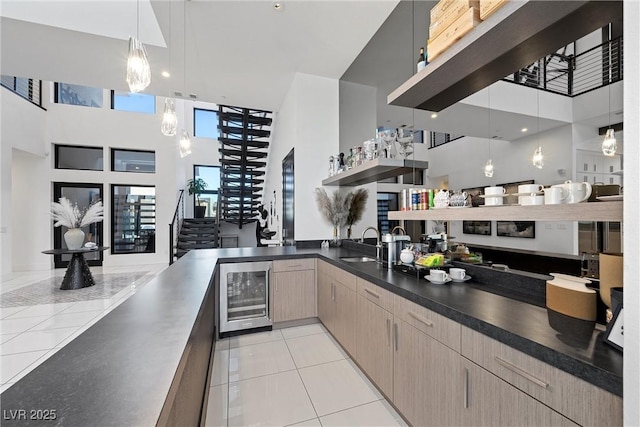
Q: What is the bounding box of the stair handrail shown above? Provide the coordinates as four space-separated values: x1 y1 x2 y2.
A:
168 189 185 265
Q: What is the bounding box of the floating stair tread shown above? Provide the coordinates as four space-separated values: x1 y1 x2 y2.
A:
219 149 268 158
219 126 271 138
218 112 273 126
219 138 270 149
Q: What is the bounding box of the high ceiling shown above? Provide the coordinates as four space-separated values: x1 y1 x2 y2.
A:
0 0 399 112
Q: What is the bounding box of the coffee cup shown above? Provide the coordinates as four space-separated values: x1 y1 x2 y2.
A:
552 180 592 204
518 184 544 194
485 196 503 206
430 270 449 282
520 194 544 206
449 268 466 280
484 186 506 195
544 187 566 204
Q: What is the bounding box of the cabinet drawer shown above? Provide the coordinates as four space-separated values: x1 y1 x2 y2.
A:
357 278 393 313
319 261 357 292
393 295 460 352
273 258 315 272
460 326 622 427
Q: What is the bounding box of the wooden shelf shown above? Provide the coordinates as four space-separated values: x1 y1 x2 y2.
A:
388 201 622 222
387 1 622 112
321 158 428 187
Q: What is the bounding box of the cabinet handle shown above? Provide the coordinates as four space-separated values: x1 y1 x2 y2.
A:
394 323 399 351
408 311 434 327
495 357 549 389
364 288 380 299
464 367 469 409
330 283 334 301
287 264 302 268
386 318 391 347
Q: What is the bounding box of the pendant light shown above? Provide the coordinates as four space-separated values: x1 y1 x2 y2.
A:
532 90 544 169
126 0 151 93
484 87 494 177
179 128 192 158
602 77 617 156
161 98 178 136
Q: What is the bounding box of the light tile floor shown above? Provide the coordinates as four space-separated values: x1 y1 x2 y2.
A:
206 324 407 427
0 264 167 393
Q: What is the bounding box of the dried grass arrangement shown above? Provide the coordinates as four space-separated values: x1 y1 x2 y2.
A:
51 197 104 229
315 187 369 240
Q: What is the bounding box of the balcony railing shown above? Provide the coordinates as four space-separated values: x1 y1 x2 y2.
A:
1 75 43 108
503 37 623 97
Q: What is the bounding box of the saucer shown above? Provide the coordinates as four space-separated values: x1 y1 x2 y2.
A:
511 192 543 196
424 275 452 285
450 275 472 283
479 194 508 198
448 205 471 209
596 195 623 202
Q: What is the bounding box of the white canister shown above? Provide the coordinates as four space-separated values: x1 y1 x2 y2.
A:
544 187 566 204
400 249 414 264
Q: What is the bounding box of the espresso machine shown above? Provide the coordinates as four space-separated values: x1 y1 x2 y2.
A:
421 233 448 253
382 232 411 269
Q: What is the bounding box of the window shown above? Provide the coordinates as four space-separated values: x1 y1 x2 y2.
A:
55 83 103 107
111 149 156 173
111 90 156 114
194 165 220 218
111 185 156 254
194 108 219 139
55 144 104 171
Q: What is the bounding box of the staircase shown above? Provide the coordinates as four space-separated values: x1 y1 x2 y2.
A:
175 218 219 259
218 105 273 228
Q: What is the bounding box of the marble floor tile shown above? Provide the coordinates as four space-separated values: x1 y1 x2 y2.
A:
0 327 78 355
0 350 49 383
298 359 381 417
0 315 50 334
29 310 103 331
1 333 19 344
204 383 228 427
0 307 28 319
285 332 346 368
227 370 316 427
228 340 296 382
280 323 326 339
287 417 322 427
228 329 284 349
319 400 407 427
211 349 229 386
4 303 77 319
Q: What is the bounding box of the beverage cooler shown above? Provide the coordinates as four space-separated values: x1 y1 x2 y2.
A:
219 261 272 334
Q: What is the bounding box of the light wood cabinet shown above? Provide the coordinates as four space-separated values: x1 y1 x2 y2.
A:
461 326 622 426
271 259 316 323
393 318 463 427
356 294 394 397
316 260 357 356
460 358 577 427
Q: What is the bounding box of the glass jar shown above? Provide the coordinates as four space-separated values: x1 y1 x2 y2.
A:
363 139 378 161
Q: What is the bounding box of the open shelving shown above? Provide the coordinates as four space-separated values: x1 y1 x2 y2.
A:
388 201 622 222
322 158 428 187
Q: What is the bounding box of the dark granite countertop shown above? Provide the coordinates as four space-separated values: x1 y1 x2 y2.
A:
0 246 622 427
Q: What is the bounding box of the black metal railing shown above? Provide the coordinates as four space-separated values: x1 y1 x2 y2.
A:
168 189 185 265
503 36 623 97
429 132 464 149
1 75 43 107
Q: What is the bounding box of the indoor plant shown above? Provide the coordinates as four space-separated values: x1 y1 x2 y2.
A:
187 178 208 218
50 197 104 250
345 188 369 239
315 188 350 245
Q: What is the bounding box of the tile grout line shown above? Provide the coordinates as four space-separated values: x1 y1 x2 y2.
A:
283 330 322 423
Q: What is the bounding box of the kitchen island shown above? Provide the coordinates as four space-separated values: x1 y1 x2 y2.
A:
0 246 622 426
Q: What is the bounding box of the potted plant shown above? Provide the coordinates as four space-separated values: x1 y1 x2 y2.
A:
186 178 208 218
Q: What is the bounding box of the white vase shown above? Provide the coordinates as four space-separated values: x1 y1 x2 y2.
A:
64 228 85 250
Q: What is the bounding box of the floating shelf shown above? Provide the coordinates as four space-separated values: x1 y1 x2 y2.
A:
321 158 429 187
387 1 623 112
388 201 623 222
612 170 624 176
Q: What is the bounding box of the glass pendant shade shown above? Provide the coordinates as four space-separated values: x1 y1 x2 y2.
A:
602 128 617 156
161 99 178 136
126 36 151 93
484 159 494 177
532 146 544 169
179 129 192 158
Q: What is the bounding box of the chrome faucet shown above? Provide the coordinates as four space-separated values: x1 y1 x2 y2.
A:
390 225 406 235
361 226 382 263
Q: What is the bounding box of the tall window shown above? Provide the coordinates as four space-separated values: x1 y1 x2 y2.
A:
55 83 103 107
194 165 220 218
111 90 156 114
194 108 220 139
111 185 156 254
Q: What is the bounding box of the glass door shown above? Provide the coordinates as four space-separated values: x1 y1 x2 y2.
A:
53 182 104 268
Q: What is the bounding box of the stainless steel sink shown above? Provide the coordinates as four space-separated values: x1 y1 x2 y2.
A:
340 256 378 263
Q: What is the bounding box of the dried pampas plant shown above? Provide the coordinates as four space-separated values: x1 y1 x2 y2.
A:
346 188 368 227
315 188 349 228
51 197 104 229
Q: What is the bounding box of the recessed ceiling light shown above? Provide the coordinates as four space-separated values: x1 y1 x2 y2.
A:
431 113 438 119
273 2 285 11
521 127 528 132
161 71 170 78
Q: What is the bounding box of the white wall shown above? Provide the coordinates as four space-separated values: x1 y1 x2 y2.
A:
339 80 377 154
425 125 576 254
0 83 220 272
623 1 639 424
